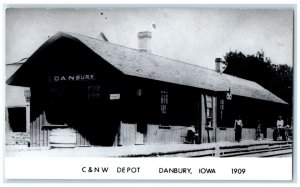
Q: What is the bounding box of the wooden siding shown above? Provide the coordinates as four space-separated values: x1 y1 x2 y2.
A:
30 112 49 147
76 132 91 146
135 132 144 145
241 128 256 140
118 122 136 146
113 132 119 146
267 128 274 139
217 128 257 142
216 128 235 142
146 124 187 144
30 111 91 147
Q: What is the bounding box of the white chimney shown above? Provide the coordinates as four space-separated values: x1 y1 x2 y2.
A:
138 31 152 53
215 58 227 73
215 58 221 73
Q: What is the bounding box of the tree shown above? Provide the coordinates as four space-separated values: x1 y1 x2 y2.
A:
223 50 293 123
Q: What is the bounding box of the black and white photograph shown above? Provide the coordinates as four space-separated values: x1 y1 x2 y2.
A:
3 6 294 181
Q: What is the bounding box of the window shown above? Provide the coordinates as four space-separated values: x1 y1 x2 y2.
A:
220 99 224 120
137 89 142 96
88 85 101 100
206 95 213 118
160 90 168 114
206 95 213 128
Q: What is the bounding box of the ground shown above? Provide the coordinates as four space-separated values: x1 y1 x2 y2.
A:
5 139 292 157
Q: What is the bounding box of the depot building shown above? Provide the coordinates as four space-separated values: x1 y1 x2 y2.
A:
6 31 288 147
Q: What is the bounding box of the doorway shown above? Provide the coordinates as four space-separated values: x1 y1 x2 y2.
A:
7 107 26 132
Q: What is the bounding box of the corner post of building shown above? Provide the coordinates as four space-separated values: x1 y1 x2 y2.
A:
25 105 30 133
213 96 217 142
24 89 31 133
196 92 202 144
200 94 207 143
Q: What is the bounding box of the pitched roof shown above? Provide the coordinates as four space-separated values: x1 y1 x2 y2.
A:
7 32 287 104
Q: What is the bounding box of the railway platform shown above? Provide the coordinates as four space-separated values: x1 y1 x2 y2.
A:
6 138 292 157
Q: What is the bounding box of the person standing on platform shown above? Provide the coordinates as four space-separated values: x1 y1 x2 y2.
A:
234 115 243 142
256 120 262 140
276 115 285 140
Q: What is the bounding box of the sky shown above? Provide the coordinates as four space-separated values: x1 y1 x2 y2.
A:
6 8 294 70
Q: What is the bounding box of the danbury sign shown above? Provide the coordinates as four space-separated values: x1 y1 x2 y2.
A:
49 74 96 82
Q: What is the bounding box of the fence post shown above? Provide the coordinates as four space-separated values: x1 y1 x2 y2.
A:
215 143 220 156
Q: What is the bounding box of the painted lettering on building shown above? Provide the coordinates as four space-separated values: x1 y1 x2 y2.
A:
49 74 96 82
